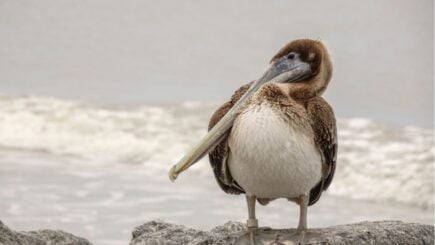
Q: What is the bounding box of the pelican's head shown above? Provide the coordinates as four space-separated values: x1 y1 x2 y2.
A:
168 39 332 181
268 39 333 98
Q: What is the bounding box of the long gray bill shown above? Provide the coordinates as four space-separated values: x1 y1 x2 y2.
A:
168 61 310 181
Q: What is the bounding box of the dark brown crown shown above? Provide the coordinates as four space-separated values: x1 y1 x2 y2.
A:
270 39 327 78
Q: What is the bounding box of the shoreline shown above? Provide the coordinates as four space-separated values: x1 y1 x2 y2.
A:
2 219 433 245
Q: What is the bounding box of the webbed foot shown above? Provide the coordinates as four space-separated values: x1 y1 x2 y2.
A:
236 229 329 245
235 228 258 245
285 230 329 244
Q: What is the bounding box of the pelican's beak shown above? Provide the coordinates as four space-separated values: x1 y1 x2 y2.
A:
168 54 311 181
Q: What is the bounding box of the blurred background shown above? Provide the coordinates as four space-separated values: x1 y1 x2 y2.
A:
0 1 433 244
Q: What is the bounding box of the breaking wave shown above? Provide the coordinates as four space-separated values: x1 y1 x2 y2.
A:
0 94 433 208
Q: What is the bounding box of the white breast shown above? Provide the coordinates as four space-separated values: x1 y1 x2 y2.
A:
228 104 322 199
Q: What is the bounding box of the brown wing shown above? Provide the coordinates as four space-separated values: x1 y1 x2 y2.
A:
307 97 337 205
208 82 252 195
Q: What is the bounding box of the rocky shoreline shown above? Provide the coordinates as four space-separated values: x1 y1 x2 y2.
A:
130 220 434 245
0 220 91 245
1 219 433 245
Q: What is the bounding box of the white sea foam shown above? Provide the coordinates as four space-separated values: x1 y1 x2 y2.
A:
335 118 434 208
0 94 433 208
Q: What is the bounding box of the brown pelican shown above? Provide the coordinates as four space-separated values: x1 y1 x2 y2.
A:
169 39 337 244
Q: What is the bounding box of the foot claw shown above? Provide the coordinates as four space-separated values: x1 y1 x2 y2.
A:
236 228 328 245
297 230 306 245
288 230 328 245
249 230 255 245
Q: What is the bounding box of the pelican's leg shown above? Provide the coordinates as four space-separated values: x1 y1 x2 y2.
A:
287 194 328 244
246 195 258 244
295 194 309 244
297 194 309 232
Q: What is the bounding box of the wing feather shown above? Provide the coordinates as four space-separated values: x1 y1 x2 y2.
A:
307 97 337 205
207 82 252 194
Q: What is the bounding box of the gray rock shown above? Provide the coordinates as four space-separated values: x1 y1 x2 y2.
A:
130 220 246 245
130 220 434 245
0 220 92 245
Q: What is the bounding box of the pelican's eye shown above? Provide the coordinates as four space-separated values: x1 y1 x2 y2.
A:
286 52 296 60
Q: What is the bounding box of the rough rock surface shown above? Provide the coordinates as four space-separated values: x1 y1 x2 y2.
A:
0 220 91 245
130 220 434 245
131 220 246 245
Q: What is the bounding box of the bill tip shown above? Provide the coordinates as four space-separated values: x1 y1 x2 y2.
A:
168 166 178 182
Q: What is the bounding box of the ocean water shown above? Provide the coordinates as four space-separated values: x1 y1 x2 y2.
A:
0 94 433 244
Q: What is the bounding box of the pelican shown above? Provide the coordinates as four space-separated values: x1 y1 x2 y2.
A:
169 39 337 244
